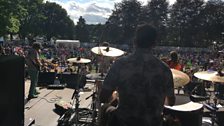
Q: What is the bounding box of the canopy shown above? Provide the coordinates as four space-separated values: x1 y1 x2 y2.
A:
55 40 80 48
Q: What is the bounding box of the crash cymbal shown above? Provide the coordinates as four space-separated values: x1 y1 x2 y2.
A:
67 57 91 64
86 73 107 80
171 69 190 87
91 46 125 57
194 70 224 83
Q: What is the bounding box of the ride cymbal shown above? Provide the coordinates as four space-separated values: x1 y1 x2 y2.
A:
91 46 125 57
194 70 224 83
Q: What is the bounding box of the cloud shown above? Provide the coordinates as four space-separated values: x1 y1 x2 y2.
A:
45 0 115 24
44 0 184 24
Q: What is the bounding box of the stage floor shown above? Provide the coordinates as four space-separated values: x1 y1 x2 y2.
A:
24 80 94 126
24 80 224 126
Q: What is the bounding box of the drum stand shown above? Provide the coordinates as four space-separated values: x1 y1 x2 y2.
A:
85 84 98 126
58 66 91 126
203 83 220 126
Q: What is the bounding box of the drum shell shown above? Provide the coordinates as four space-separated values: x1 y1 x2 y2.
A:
163 107 203 126
163 95 203 126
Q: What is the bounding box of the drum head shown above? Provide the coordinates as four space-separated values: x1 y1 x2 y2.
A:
165 95 203 112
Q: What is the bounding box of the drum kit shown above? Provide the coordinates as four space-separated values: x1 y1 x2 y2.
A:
165 69 224 126
57 44 224 126
58 46 125 126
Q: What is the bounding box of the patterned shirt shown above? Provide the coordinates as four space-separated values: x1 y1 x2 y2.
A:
102 48 174 126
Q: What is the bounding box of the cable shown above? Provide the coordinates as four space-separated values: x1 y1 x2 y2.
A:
38 95 62 103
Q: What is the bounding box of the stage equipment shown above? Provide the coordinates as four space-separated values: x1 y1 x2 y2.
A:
194 70 224 126
58 59 92 126
67 57 91 64
91 46 124 57
171 69 190 87
86 73 107 80
164 95 203 126
0 55 24 126
194 70 224 83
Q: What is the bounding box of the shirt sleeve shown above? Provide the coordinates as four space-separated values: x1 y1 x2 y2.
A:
165 69 175 97
102 61 120 91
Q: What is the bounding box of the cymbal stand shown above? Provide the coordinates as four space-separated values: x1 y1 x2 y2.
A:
204 82 219 126
70 67 84 125
85 81 98 126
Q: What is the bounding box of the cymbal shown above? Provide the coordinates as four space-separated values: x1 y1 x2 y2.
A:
194 70 224 83
67 57 91 64
171 69 190 87
91 46 125 57
86 73 107 80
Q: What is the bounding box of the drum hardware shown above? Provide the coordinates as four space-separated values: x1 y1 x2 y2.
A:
194 70 224 126
194 70 224 83
85 85 98 126
58 59 92 126
91 46 125 57
164 95 204 126
171 69 190 88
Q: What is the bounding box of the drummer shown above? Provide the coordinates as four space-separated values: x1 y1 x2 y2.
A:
165 51 183 71
99 24 175 126
98 42 113 74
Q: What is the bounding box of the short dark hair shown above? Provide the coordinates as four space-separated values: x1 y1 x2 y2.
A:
170 51 178 62
134 24 157 48
32 42 42 50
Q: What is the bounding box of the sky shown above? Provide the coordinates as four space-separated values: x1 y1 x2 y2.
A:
43 0 197 24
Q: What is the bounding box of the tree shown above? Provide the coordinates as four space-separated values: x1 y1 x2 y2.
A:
75 16 90 42
42 2 75 40
201 0 224 46
107 0 142 44
167 0 205 47
0 0 27 37
143 0 169 45
19 0 45 39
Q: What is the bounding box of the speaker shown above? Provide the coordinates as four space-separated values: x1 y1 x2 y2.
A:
0 55 24 126
38 72 56 86
58 73 86 89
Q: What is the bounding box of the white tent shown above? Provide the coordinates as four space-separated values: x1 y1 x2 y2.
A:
55 40 80 48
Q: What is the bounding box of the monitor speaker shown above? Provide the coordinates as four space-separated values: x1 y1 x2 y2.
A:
0 55 24 126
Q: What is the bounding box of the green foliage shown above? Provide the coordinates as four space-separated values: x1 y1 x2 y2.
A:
106 0 142 44
75 16 90 42
0 0 27 36
167 0 205 47
42 2 75 40
6 17 20 33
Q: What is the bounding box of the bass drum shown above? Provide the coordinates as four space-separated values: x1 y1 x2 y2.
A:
163 95 203 126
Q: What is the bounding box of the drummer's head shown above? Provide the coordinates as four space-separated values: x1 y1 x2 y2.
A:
32 42 42 51
170 51 178 62
134 24 157 49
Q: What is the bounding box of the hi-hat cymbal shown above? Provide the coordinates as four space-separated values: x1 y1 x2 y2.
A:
67 57 91 64
194 70 224 83
171 69 190 87
86 73 107 80
91 46 125 57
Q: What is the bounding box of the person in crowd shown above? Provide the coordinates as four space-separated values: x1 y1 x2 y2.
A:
0 45 5 55
25 42 42 100
165 51 183 71
99 24 175 126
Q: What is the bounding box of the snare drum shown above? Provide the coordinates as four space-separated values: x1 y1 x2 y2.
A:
164 95 203 126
